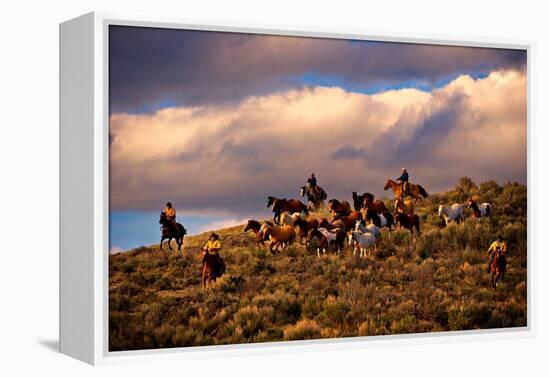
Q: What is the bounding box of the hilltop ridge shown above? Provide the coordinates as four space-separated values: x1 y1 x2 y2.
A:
109 179 527 351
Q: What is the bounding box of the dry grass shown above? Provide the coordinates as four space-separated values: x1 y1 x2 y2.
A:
109 179 527 351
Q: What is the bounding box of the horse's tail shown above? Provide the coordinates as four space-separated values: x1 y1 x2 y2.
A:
418 185 429 198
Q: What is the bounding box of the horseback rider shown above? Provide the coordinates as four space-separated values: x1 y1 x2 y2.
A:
307 173 317 188
162 202 178 230
396 168 409 198
202 233 222 262
486 235 507 273
307 173 319 198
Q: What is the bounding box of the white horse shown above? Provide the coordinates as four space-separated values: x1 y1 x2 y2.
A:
280 211 306 227
467 199 492 219
354 220 381 239
350 231 377 258
438 204 465 226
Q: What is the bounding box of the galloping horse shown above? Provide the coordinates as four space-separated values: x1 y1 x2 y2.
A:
201 249 226 289
267 196 308 224
384 179 428 202
294 217 319 244
301 185 327 211
243 220 268 249
490 248 506 289
260 223 296 254
159 212 187 251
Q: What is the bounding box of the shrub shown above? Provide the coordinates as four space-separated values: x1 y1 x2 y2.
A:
319 300 350 328
283 319 321 341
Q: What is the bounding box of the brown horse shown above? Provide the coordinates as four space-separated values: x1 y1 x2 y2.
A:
201 250 226 289
261 223 296 254
352 192 374 211
362 197 388 214
267 196 308 224
490 249 506 289
294 217 319 244
384 179 428 202
333 211 363 231
243 219 267 249
394 197 415 215
328 199 352 217
319 218 347 231
395 213 420 234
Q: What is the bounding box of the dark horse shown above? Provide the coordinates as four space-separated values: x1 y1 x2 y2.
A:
395 213 420 234
159 212 187 251
300 185 327 211
352 192 374 211
267 196 308 224
490 249 507 289
202 249 226 289
243 219 268 249
327 199 352 217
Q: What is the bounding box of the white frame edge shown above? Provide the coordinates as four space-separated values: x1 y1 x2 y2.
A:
59 11 536 365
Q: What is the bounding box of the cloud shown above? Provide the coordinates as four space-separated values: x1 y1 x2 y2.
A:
109 69 527 217
109 26 526 113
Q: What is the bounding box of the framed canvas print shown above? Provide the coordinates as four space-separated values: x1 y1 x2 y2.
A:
60 12 533 365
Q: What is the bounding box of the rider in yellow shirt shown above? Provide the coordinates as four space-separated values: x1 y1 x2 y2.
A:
203 233 222 254
487 235 507 272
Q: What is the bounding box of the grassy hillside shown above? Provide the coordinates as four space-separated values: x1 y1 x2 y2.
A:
109 178 527 351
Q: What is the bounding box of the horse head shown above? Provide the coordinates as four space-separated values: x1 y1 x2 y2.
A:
243 220 253 233
300 186 307 197
267 196 275 208
383 180 393 191
159 212 167 224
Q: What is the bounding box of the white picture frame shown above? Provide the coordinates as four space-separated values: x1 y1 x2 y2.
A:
59 11 535 365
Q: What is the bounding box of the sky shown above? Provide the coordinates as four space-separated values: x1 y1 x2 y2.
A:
108 25 527 252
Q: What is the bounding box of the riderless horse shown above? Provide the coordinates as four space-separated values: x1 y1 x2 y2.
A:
267 196 308 224
438 204 465 226
467 198 493 219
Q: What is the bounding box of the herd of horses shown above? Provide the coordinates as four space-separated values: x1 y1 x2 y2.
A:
157 178 502 289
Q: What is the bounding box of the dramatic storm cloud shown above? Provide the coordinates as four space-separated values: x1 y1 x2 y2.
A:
109 69 527 216
109 26 525 113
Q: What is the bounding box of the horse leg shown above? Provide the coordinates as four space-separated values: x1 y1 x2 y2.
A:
160 237 164 250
